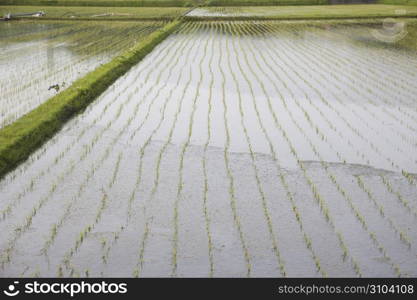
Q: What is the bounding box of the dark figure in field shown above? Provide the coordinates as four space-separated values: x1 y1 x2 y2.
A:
48 84 60 93
48 82 65 93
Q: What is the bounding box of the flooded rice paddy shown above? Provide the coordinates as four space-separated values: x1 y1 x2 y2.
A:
0 20 165 128
1 21 417 277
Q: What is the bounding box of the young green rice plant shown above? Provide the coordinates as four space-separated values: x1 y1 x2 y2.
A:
272 28 416 197
0 21 166 129
294 26 417 151
2 47 178 267
228 21 291 276
0 25 179 221
356 175 412 248
97 25 199 268
125 22 198 213
59 190 108 275
316 23 417 91
40 67 173 256
282 42 417 211
263 22 417 194
258 24 406 275
302 40 415 153
131 23 205 278
380 175 417 219
201 23 216 277
171 23 210 277
240 21 376 276
128 23 198 141
220 21 252 277
402 170 416 185
274 68 400 277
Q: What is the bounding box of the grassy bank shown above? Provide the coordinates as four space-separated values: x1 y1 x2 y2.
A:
0 6 188 20
186 4 417 19
0 19 182 180
377 0 417 5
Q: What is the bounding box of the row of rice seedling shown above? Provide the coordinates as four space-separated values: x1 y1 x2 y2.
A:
0 23 195 275
285 32 417 198
0 21 165 129
54 21 202 276
1 20 416 277
272 26 417 223
201 24 216 277
259 21 417 219
171 23 211 276
229 21 362 276
270 27 410 165
272 23 417 173
252 22 416 274
49 23 201 277
186 5 417 19
3 22 164 190
229 23 330 276
132 23 207 277
225 22 287 276
0 69 154 221
217 23 252 277
93 23 202 273
0 81 144 270
264 23 413 198
232 20 414 274
325 22 417 78
0 6 190 19
74 25 201 273
302 28 415 150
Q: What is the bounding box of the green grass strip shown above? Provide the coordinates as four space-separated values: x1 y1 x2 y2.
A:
0 0 196 7
205 0 329 6
0 19 182 180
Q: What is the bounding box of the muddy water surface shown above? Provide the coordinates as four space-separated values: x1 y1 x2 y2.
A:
0 21 417 277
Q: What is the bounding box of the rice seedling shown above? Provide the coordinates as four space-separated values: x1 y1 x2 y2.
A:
0 21 183 222
94 25 200 268
228 22 290 276
262 22 417 200
253 23 409 276
219 22 252 277
0 21 165 129
58 190 108 275
171 23 210 277
129 23 206 277
1 43 183 265
201 24 216 277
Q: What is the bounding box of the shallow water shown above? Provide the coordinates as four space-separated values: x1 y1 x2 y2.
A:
0 20 164 129
0 21 416 277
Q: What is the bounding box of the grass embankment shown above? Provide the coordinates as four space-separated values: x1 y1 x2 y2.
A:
0 19 182 180
377 0 417 5
185 4 417 20
0 0 197 7
0 6 188 20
